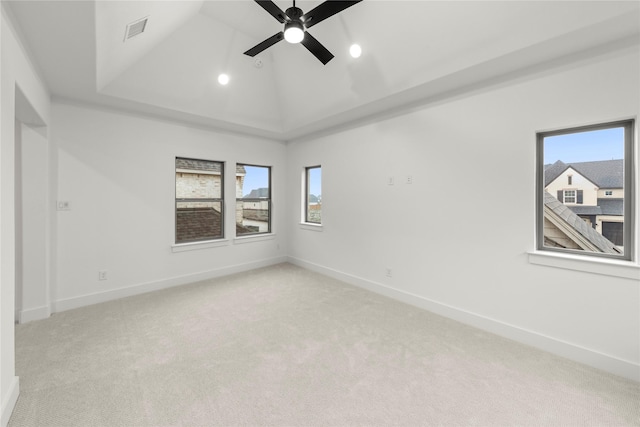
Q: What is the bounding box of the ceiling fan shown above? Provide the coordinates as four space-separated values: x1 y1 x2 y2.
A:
243 0 363 65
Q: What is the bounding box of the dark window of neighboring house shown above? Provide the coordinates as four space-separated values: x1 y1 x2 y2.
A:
236 164 271 236
175 157 224 243
536 119 634 260
305 166 322 224
602 222 624 246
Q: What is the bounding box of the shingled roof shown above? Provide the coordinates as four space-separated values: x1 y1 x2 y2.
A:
544 159 623 188
543 191 621 254
176 158 245 174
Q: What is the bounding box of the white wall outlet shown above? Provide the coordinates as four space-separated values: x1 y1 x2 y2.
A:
385 268 392 277
406 175 413 184
98 270 107 281
387 176 394 185
57 201 71 211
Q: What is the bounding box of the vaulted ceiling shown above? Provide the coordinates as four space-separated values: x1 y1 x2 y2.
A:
6 1 640 141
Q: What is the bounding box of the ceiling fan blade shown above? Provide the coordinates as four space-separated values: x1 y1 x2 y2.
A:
302 1 362 29
244 32 284 57
254 0 289 23
300 31 334 65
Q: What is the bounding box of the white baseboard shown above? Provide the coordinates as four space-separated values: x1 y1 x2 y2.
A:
288 256 640 382
17 305 51 324
1 376 19 427
53 256 287 313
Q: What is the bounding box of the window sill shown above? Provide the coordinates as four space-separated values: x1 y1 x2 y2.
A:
172 239 229 253
233 233 276 245
299 222 323 232
528 251 639 280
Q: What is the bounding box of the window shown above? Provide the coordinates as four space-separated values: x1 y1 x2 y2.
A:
305 166 322 224
536 120 634 260
563 189 576 204
175 157 224 243
236 164 271 236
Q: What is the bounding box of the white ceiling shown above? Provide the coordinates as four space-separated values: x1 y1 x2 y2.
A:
5 0 640 141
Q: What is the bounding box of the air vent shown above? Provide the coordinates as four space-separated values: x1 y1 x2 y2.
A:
124 17 148 41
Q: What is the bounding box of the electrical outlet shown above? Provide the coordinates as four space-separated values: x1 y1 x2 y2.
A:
98 270 107 281
385 268 392 277
387 176 394 185
406 175 413 184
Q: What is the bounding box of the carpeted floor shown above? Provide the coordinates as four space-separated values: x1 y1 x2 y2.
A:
8 263 640 426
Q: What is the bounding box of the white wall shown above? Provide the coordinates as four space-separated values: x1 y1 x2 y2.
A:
16 122 50 323
286 45 640 380
51 102 287 311
1 6 50 426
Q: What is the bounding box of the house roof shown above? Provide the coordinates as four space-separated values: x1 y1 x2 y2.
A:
544 159 623 188
176 158 245 174
597 198 624 216
569 198 624 217
543 191 621 254
568 205 602 216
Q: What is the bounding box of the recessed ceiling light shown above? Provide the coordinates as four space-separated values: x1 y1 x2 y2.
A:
349 44 362 58
218 74 230 85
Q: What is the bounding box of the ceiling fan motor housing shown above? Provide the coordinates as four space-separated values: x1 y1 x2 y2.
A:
285 6 304 23
284 7 305 43
244 0 364 64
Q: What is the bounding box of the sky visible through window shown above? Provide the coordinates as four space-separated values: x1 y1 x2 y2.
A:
241 165 321 198
544 127 624 164
308 167 321 198
242 165 269 197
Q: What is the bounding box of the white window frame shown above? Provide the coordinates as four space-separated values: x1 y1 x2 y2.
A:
304 165 322 225
174 157 225 245
563 189 577 204
236 163 272 237
535 119 635 263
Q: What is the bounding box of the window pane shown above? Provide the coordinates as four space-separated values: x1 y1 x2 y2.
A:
175 157 224 243
540 124 628 257
236 164 271 236
175 201 223 243
235 201 270 234
306 166 321 224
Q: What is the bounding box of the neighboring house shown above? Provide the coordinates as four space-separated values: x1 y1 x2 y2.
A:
542 191 621 255
175 159 246 241
544 159 624 247
242 188 269 219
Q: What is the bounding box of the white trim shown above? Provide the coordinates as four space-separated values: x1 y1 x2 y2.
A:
528 250 639 280
233 233 276 245
1 376 19 427
17 305 50 324
299 222 323 232
288 256 640 382
52 256 287 313
171 239 229 253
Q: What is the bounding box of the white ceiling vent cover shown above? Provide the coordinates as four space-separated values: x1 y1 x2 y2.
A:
124 17 149 41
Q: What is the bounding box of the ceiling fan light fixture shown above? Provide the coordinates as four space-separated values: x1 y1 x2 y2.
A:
284 21 305 44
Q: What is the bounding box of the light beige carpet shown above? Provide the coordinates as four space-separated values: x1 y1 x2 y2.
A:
9 263 640 426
